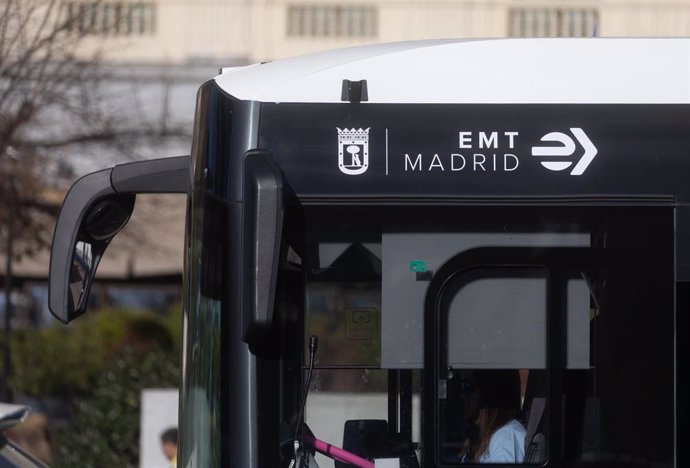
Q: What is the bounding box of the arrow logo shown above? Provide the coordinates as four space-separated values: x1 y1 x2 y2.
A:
531 128 598 176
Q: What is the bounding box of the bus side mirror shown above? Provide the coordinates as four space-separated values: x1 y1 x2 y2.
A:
63 194 135 321
49 156 190 323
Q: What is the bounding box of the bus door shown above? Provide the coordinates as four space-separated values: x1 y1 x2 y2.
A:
418 215 674 467
424 247 602 467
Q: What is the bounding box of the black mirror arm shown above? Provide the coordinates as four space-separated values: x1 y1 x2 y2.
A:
49 156 192 324
110 155 191 194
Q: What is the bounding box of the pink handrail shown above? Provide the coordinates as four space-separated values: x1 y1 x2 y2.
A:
304 433 375 468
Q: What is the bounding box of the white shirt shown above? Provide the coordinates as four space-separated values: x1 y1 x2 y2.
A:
478 419 526 464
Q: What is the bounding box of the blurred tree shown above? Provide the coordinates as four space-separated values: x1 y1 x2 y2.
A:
9 307 181 397
54 347 180 468
0 0 188 255
1 1 95 253
0 0 189 399
6 307 181 466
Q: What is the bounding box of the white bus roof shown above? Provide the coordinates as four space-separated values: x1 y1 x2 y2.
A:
214 38 690 104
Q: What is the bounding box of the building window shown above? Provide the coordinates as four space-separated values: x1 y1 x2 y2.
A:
287 4 378 38
509 8 599 37
60 1 156 36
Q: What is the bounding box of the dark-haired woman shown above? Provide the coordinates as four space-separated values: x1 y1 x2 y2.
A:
468 370 526 463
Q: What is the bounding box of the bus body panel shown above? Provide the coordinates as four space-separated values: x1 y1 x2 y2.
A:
214 39 690 104
258 102 690 202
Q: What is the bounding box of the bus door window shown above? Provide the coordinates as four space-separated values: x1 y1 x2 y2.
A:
419 245 597 467
381 228 590 467
438 267 548 465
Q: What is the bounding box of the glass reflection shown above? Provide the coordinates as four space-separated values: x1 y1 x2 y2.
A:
69 240 94 312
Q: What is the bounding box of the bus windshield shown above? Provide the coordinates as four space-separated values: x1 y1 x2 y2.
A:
183 201 674 468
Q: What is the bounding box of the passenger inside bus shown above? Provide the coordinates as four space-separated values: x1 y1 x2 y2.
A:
444 370 526 465
467 370 526 464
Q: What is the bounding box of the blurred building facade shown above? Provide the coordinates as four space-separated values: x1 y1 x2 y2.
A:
1 195 186 327
61 0 690 65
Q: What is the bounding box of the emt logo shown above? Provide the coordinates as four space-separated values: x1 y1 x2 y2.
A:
531 128 598 176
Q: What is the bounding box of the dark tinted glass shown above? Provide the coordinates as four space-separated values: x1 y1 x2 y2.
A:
179 84 234 468
280 206 674 468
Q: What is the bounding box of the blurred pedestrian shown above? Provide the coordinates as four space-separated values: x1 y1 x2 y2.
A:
160 427 178 468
